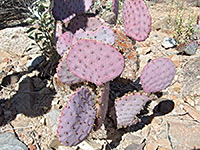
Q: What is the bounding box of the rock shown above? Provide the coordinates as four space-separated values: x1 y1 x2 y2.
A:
0 27 39 55
168 120 200 150
161 37 177 49
0 132 28 150
45 109 61 134
168 54 181 68
181 57 200 106
1 73 21 87
183 103 200 122
26 55 45 71
197 0 200 7
12 77 35 116
3 110 12 119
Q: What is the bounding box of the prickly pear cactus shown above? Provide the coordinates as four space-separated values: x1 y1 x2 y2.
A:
115 93 150 127
67 39 125 85
57 54 85 85
94 82 110 131
72 25 115 45
140 58 176 93
122 0 151 41
56 31 73 56
57 87 96 146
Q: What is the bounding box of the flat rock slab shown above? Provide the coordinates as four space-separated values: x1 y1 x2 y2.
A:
168 120 200 150
0 132 28 150
182 57 200 98
0 27 39 56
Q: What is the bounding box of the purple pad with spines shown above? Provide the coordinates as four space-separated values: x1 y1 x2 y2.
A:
115 93 149 127
57 54 85 85
122 0 151 41
52 0 92 22
67 39 125 85
72 25 115 45
56 31 73 56
57 87 96 146
140 58 176 93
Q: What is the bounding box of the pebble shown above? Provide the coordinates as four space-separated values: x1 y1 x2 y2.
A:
161 37 177 49
26 55 45 71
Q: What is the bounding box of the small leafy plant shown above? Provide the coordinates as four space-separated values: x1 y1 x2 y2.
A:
167 0 196 44
25 0 55 57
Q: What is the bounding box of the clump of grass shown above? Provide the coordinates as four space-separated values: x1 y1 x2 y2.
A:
167 0 196 44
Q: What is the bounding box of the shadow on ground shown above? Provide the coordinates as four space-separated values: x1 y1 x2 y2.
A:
102 78 175 149
0 54 58 126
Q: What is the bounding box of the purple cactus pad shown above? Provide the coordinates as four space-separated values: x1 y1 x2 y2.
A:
56 31 73 56
122 0 151 41
140 58 176 93
57 87 96 146
67 39 125 85
115 93 149 127
52 0 92 22
57 54 85 85
72 25 115 45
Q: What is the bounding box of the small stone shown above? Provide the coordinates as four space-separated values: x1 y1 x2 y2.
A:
26 55 45 71
40 117 46 125
162 37 177 49
197 0 200 7
168 54 181 68
173 82 181 93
